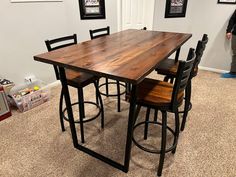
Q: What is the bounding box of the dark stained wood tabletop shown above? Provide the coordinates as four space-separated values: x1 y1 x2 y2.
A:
34 29 192 84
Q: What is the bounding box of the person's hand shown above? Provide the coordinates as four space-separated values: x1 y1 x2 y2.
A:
226 32 232 40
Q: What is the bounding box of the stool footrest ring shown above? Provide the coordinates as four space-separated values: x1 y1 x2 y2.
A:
99 82 126 97
132 121 177 154
63 101 101 123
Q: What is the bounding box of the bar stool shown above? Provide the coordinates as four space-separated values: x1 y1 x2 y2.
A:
131 48 196 176
89 26 126 112
45 34 104 143
155 34 208 131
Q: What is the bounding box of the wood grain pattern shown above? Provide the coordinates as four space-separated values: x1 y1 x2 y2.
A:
34 29 192 84
134 78 184 107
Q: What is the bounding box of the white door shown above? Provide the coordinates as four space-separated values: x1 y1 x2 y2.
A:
118 0 155 31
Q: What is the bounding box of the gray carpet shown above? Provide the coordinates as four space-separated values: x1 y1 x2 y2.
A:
1 71 236 177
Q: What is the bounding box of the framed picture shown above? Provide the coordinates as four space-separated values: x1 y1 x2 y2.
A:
78 0 106 20
11 0 62 2
218 0 236 4
165 0 188 18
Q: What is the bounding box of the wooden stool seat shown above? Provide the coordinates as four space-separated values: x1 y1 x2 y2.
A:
156 59 179 76
135 78 184 108
65 69 98 87
157 59 198 77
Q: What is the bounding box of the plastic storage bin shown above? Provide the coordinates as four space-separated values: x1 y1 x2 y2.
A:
9 80 50 112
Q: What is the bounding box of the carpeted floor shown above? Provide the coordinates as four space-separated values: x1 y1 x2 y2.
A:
0 70 236 177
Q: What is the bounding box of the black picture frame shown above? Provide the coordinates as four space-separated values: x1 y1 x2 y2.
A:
218 0 236 4
165 0 188 18
78 0 106 20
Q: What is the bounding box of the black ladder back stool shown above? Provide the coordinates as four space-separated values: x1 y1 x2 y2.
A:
45 34 104 143
155 34 208 131
89 26 110 39
89 26 126 112
131 48 196 176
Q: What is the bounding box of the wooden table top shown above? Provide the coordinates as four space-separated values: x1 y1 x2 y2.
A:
34 29 192 84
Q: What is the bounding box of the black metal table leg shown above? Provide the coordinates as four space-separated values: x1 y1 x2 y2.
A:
78 87 85 143
174 47 181 62
124 84 137 172
117 80 121 112
59 67 78 147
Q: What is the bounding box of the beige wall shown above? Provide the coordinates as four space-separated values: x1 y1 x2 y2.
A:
153 0 235 72
0 0 117 84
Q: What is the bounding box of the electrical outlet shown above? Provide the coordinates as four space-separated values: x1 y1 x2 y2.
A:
24 75 36 83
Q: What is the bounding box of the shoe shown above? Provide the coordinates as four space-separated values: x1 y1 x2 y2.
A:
221 72 236 78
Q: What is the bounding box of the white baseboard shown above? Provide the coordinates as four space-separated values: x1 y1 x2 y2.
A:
198 66 228 74
43 80 60 89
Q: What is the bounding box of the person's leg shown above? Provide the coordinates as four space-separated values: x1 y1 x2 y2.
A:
221 35 236 78
231 35 236 73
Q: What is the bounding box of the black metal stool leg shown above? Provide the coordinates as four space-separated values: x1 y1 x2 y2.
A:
164 76 170 82
59 89 66 132
172 111 180 154
133 105 141 126
94 81 104 129
154 109 158 122
95 79 99 105
78 88 85 143
157 110 167 176
125 83 128 95
144 108 151 140
163 76 174 83
105 78 109 97
117 80 121 112
181 81 192 131
125 83 128 101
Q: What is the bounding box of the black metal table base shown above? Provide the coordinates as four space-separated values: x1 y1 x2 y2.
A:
75 142 126 172
59 66 137 173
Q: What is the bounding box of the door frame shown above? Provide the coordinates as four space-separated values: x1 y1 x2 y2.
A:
117 0 156 31
117 0 122 31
